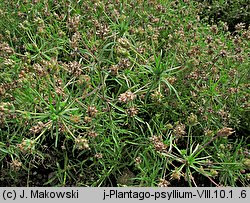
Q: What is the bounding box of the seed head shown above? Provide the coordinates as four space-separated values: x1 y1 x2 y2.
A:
118 91 136 103
204 128 213 137
135 156 142 165
29 122 45 134
109 65 119 75
166 76 177 85
171 171 181 180
87 106 98 117
70 115 81 123
67 15 81 31
95 24 110 39
126 107 138 117
75 136 90 150
78 74 91 85
217 127 234 137
173 122 186 138
150 135 167 152
158 179 170 187
84 116 92 123
67 61 82 76
235 23 245 31
55 87 64 96
118 37 130 48
0 87 6 96
10 159 22 171
187 113 198 126
95 153 103 159
206 35 213 43
151 90 163 102
70 31 81 50
0 42 14 56
219 50 227 57
33 63 47 77
17 139 35 154
210 25 218 34
118 58 131 69
87 130 98 138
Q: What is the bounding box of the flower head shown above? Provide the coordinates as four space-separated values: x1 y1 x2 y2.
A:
118 91 136 103
75 136 90 150
217 127 234 137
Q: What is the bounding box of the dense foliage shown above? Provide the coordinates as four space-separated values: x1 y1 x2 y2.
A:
196 0 249 31
0 0 249 186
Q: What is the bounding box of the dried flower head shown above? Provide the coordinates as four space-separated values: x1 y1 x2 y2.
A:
10 159 22 171
150 135 167 152
151 90 163 102
0 42 14 56
126 107 138 117
173 122 186 138
118 37 130 48
95 23 110 38
33 63 47 77
95 153 103 159
67 15 81 31
171 170 181 180
70 31 81 50
75 136 90 150
70 115 81 123
29 122 45 134
158 179 170 187
210 25 218 34
217 127 234 137
187 113 198 126
109 65 119 75
84 116 92 123
87 106 98 117
87 130 98 138
235 23 245 31
118 91 136 103
135 156 142 165
67 61 82 76
118 58 131 69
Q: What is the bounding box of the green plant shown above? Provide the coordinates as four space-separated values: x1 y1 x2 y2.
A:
0 0 249 186
196 0 250 31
